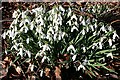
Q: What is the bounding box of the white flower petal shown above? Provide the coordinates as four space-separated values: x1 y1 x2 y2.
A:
12 10 18 18
67 45 76 53
71 26 78 32
106 53 113 59
72 55 77 61
41 56 47 63
26 38 30 44
108 38 112 46
99 42 102 49
78 64 85 71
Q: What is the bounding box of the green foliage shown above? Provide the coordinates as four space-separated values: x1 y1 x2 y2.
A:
2 3 119 78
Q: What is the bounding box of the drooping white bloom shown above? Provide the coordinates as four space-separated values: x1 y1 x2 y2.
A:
12 10 18 18
42 44 50 51
11 45 18 50
113 31 119 42
71 14 77 21
48 27 54 34
40 69 44 77
79 16 83 22
58 34 61 40
108 25 113 31
9 30 15 39
99 42 102 49
1 32 6 39
5 49 7 54
59 5 65 12
67 8 71 17
81 29 85 35
112 45 116 48
71 26 78 32
67 45 76 53
72 54 77 61
41 56 47 63
106 53 113 59
82 47 86 53
61 32 66 39
26 50 31 58
90 25 94 31
100 37 106 42
67 20 71 25
22 11 26 18
78 64 86 71
26 38 30 44
86 26 89 32
92 43 97 49
108 38 112 46
101 25 107 33
30 22 34 30
81 19 86 26
94 23 97 29
17 48 23 57
31 64 34 72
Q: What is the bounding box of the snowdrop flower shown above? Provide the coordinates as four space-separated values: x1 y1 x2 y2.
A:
108 38 112 46
81 19 86 26
83 59 88 65
92 43 98 48
48 27 54 34
106 53 113 59
94 23 97 29
19 21 24 27
17 48 23 57
108 25 113 31
112 45 116 48
5 49 7 54
100 37 106 42
1 32 6 39
99 42 102 49
24 26 29 33
61 32 66 39
79 16 83 22
42 44 50 51
72 54 77 61
90 25 94 31
71 26 78 32
78 64 86 71
30 22 34 30
11 45 18 50
74 21 78 26
26 38 30 44
71 14 77 21
82 47 86 53
67 20 71 25
53 33 57 41
40 69 44 77
67 8 71 17
25 19 30 24
113 31 119 42
101 25 107 33
86 26 89 32
12 10 18 18
59 5 65 12
22 12 26 18
9 30 15 39
81 29 85 35
58 34 61 40
26 50 31 58
41 56 47 63
36 26 42 34
67 45 76 53
30 64 34 72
